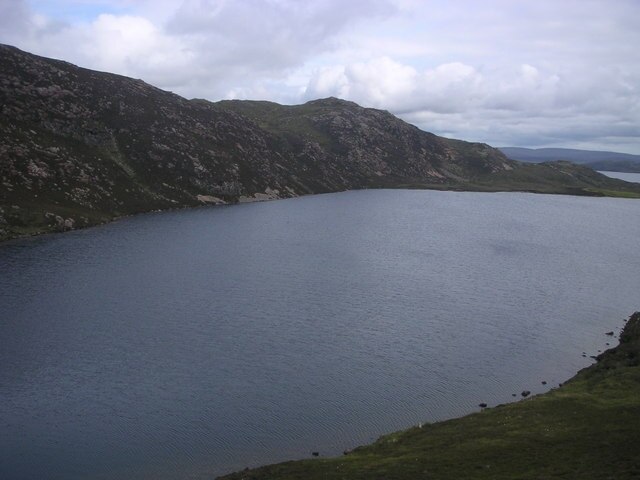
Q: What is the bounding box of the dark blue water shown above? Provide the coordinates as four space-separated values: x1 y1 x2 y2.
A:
1 189 639 480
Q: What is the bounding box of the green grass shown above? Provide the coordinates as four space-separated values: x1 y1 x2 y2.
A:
584 189 640 199
218 313 640 480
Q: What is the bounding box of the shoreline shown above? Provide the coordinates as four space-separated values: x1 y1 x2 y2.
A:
3 182 639 245
217 312 640 480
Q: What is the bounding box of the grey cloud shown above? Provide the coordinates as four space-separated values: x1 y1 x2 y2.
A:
165 0 395 73
0 0 32 39
157 0 397 101
401 105 640 153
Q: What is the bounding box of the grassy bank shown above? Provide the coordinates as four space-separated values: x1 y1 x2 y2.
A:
219 312 640 480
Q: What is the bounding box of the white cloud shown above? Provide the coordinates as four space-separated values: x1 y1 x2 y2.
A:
305 65 350 99
79 14 197 88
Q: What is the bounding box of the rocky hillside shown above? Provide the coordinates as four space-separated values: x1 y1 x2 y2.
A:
1 44 639 241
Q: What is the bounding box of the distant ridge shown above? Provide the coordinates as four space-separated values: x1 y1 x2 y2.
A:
500 147 640 173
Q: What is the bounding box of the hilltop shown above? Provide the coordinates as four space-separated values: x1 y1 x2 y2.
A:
1 44 639 241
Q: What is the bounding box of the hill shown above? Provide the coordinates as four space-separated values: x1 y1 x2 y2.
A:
500 147 640 173
1 44 639 241
218 311 640 479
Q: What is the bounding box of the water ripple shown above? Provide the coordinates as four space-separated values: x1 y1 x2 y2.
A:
1 190 639 479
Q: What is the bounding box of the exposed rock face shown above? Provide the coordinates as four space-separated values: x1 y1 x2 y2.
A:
1 44 638 240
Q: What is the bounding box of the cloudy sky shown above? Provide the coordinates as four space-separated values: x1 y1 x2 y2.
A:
1 0 639 153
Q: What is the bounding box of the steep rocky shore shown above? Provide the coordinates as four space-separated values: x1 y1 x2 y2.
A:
2 44 639 241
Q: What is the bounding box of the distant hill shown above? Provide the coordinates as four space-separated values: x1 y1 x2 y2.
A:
500 147 640 173
1 44 639 241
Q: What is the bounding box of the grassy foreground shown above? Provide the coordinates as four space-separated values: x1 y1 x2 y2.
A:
219 312 640 480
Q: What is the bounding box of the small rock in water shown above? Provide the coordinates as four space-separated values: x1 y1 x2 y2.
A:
541 381 547 385
605 331 614 336
478 403 487 408
521 390 531 397
512 393 517 397
312 452 319 457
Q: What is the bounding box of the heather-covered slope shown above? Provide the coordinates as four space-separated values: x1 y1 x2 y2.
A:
1 44 639 241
